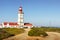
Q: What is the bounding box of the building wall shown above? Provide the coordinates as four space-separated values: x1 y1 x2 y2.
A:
18 10 24 27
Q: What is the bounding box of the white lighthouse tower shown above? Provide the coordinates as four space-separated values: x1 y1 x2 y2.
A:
18 6 24 28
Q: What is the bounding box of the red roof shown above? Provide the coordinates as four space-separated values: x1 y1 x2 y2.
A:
24 23 32 26
4 22 8 25
9 22 18 26
19 6 22 11
20 6 22 8
4 22 18 26
3 22 33 27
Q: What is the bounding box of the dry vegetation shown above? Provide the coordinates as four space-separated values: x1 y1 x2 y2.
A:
0 28 25 40
32 27 60 32
1 27 60 40
27 27 60 40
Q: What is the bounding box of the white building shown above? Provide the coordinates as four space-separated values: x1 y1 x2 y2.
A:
1 6 33 28
18 6 24 28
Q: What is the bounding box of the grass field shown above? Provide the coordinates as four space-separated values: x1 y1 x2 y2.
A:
32 27 60 33
2 28 25 35
0 28 25 40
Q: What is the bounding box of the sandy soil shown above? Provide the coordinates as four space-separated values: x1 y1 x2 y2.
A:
3 29 30 40
27 32 60 40
3 29 60 40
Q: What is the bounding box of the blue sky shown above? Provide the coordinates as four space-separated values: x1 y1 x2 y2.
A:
0 0 60 27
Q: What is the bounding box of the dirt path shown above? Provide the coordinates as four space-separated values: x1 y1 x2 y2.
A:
3 29 30 40
45 32 60 40
3 29 60 40
27 32 60 40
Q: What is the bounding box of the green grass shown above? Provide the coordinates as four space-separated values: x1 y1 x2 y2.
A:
32 27 60 33
29 27 60 37
0 28 25 40
28 27 48 37
2 28 25 35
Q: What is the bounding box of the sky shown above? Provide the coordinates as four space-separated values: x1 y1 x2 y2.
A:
0 0 60 27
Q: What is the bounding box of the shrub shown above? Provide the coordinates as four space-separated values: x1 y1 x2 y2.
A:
3 28 25 35
0 29 15 40
0 28 25 40
32 27 60 33
28 28 48 37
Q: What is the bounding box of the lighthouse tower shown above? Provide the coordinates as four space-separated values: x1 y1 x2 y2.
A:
18 6 24 28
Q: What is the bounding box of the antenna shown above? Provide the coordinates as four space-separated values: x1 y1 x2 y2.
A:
20 0 22 7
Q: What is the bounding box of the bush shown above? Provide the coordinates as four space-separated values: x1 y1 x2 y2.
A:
28 28 48 37
32 27 60 33
3 28 25 35
0 28 25 40
0 29 15 40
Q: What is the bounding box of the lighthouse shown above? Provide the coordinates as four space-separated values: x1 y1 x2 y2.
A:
18 6 24 28
1 6 33 28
